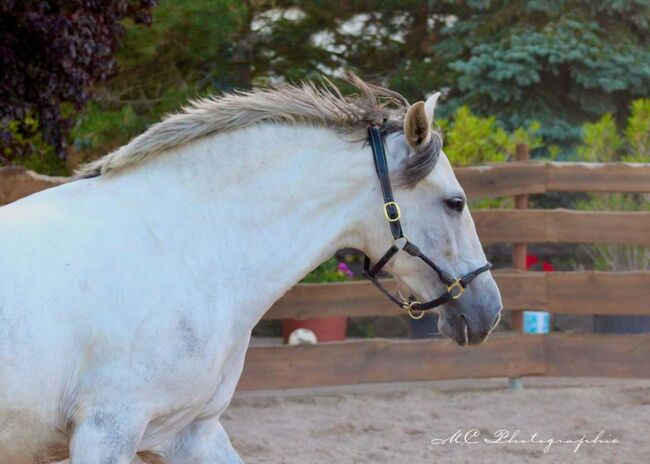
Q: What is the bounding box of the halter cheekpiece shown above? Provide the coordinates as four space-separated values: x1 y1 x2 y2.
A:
363 125 492 320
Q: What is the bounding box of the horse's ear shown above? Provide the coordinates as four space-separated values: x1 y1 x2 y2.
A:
404 101 431 148
425 92 441 121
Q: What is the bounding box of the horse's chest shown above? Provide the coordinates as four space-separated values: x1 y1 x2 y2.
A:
139 342 248 448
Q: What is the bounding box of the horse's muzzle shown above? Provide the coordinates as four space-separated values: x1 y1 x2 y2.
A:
438 308 502 346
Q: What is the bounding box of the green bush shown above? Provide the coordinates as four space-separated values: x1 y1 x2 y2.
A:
439 106 541 167
5 117 67 176
576 99 650 271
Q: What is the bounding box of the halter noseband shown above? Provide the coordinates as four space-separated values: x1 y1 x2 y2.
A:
363 125 492 320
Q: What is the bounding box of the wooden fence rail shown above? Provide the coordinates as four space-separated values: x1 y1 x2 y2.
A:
474 209 650 245
456 161 650 197
238 333 650 390
0 166 67 205
265 271 650 320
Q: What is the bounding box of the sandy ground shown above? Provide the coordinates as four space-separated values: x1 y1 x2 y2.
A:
223 378 650 464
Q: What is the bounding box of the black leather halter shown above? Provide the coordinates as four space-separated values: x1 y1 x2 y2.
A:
363 125 492 319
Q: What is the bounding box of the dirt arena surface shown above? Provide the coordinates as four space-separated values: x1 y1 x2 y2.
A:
224 378 650 464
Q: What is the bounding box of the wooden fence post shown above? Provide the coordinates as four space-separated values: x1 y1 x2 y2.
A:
511 143 530 330
509 143 529 389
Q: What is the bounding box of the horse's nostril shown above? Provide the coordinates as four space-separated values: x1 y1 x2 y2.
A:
442 312 497 346
462 311 498 345
459 314 469 346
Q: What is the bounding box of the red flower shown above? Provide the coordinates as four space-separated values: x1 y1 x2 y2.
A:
526 254 554 272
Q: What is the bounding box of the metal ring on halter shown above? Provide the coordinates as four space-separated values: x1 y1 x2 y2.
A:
401 298 425 320
407 304 425 320
447 279 464 300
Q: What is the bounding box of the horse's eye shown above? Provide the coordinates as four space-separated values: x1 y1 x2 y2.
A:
445 197 465 213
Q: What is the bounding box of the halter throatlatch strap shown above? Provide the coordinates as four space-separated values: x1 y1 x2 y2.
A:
363 125 492 319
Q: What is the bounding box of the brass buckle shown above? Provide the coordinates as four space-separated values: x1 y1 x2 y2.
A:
383 201 401 222
447 279 464 300
402 299 425 320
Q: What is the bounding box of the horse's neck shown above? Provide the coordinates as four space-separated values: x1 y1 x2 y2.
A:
112 123 374 332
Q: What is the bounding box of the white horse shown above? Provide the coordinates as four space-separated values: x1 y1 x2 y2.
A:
0 77 501 463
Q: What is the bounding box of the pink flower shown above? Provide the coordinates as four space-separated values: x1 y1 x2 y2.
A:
337 262 354 278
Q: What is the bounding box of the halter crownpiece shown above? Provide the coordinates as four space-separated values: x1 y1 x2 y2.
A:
363 125 492 320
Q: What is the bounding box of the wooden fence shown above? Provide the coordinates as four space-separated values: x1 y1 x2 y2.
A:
2 161 650 389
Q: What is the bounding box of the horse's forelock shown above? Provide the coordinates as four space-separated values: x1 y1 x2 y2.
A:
378 119 442 188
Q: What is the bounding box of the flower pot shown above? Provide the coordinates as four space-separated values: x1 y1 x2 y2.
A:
282 317 348 343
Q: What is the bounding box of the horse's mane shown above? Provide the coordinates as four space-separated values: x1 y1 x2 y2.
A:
75 75 440 185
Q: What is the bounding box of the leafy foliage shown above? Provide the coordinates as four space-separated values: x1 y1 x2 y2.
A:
69 0 248 164
625 99 650 161
436 1 650 148
0 0 156 168
439 106 540 167
576 114 623 163
438 107 511 166
576 99 650 271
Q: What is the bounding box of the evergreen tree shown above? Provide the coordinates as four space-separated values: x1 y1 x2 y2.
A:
253 1 650 149
436 0 650 148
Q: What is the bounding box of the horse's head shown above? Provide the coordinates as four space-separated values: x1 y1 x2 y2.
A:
362 94 502 346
